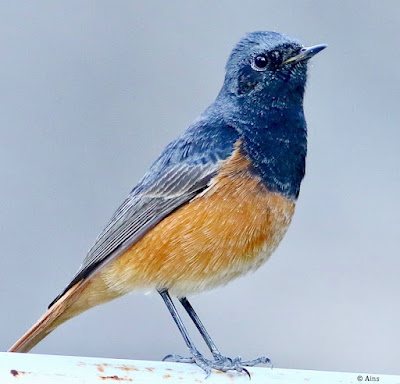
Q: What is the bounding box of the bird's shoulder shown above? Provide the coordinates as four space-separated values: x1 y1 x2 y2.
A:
136 115 240 194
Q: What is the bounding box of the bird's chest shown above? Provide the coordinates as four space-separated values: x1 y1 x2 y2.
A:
199 142 296 258
194 163 296 277
146 145 295 293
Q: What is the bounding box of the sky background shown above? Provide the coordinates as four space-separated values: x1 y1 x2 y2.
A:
0 0 399 376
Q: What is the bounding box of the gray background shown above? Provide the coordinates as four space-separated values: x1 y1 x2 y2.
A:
1 0 399 376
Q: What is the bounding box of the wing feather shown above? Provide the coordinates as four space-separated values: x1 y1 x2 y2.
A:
48 120 239 307
48 162 219 307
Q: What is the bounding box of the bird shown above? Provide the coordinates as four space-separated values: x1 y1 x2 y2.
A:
9 31 326 375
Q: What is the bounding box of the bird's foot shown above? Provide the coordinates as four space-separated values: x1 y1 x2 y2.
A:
164 353 215 377
238 355 271 367
213 354 271 376
163 352 270 377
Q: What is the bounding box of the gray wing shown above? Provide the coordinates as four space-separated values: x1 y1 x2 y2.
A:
48 162 218 307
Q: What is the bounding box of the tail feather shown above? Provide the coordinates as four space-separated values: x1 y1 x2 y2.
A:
8 281 86 353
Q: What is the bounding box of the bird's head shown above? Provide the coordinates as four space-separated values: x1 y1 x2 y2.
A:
222 31 326 101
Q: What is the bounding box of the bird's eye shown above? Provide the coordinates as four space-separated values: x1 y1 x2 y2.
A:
253 54 268 70
268 50 282 67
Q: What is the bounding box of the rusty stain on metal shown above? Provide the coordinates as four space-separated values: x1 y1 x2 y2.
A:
99 374 133 382
95 363 113 372
145 367 155 372
115 364 139 372
91 362 139 381
10 369 29 378
10 369 19 377
163 374 171 379
91 362 140 375
215 370 236 379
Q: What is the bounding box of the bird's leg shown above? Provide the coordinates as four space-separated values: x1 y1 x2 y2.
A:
159 289 214 376
159 290 252 376
159 290 270 376
178 297 222 359
179 296 271 373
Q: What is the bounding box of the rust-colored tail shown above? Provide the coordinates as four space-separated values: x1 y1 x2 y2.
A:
8 281 86 353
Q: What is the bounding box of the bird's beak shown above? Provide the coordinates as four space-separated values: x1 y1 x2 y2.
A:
283 44 327 65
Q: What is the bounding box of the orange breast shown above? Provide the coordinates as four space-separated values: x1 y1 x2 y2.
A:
98 144 296 297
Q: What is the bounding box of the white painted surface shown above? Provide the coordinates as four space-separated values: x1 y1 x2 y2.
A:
0 352 399 384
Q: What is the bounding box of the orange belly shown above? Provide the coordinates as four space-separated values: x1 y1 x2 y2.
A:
97 146 296 297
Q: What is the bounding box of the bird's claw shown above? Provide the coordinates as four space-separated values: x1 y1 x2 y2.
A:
163 353 212 377
163 353 195 364
163 352 270 378
239 355 271 367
